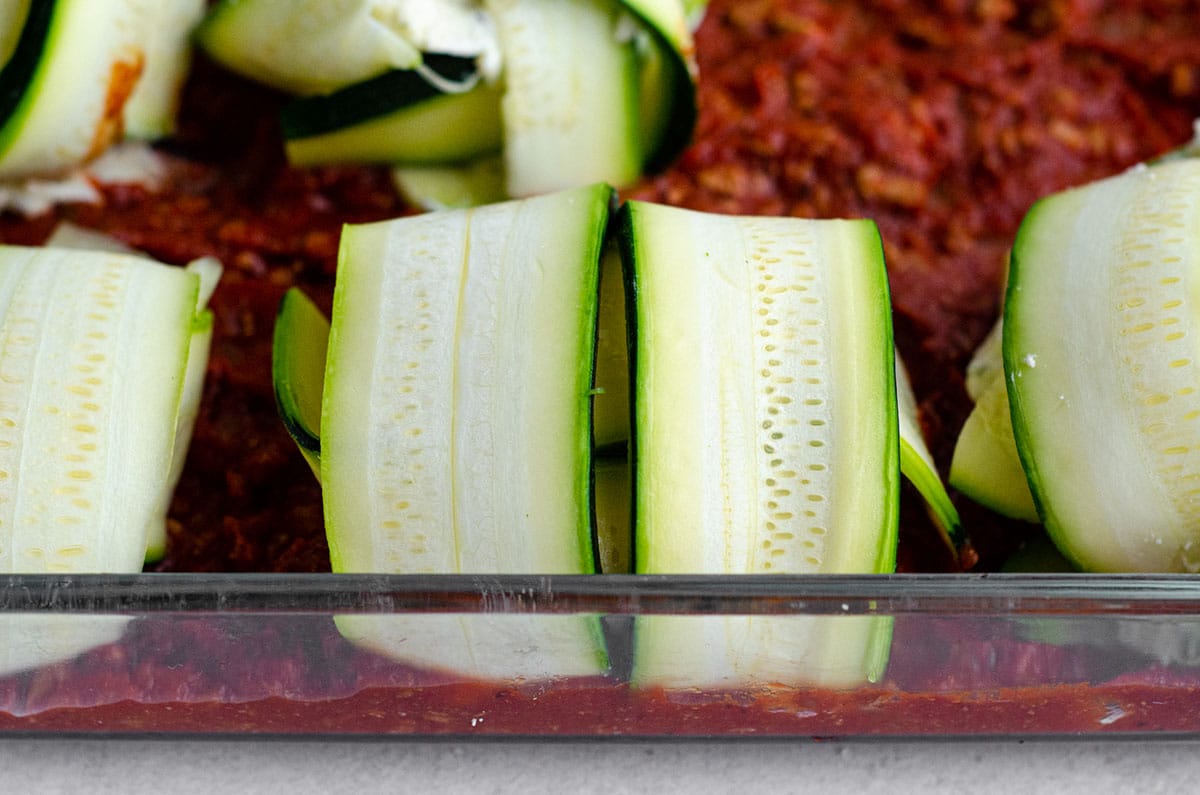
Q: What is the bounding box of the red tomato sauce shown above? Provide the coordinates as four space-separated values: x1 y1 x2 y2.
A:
0 614 1196 737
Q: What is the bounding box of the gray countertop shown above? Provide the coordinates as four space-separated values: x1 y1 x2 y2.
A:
0 739 1183 793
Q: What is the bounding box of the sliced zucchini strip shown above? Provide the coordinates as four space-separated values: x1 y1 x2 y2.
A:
123 0 205 140
949 319 1038 523
391 155 508 210
195 0 424 96
593 455 632 574
485 0 641 197
323 184 612 680
592 244 630 449
272 287 328 479
281 57 502 167
149 257 222 562
0 1 30 67
0 0 149 179
0 613 130 677
964 317 1004 401
619 0 697 172
620 201 898 688
896 356 962 551
325 182 610 575
0 245 208 573
1006 159 1200 572
43 227 222 563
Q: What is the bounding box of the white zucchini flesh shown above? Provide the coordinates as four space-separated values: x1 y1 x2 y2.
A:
484 0 640 197
123 0 205 140
0 245 201 573
323 183 609 575
323 184 611 680
0 0 150 179
621 202 898 688
196 0 423 96
1006 159 1200 572
625 203 898 576
43 227 222 562
0 613 130 678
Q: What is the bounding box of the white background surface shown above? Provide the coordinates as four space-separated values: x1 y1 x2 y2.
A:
0 739 1189 793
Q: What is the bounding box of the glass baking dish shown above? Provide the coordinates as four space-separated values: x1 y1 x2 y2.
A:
0 573 1198 739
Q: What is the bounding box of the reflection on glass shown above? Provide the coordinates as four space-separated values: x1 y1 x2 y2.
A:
0 613 129 677
631 615 892 689
335 614 609 681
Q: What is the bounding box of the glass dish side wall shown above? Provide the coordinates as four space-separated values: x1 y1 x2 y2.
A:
0 574 1198 738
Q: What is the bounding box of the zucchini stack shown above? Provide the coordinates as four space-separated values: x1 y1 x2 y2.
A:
618 202 899 688
276 184 614 681
0 243 217 573
197 0 698 203
274 191 938 687
952 158 1200 573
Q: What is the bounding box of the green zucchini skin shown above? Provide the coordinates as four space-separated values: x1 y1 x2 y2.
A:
1005 160 1200 572
272 288 328 479
280 54 481 139
281 56 502 167
0 0 51 133
619 0 697 172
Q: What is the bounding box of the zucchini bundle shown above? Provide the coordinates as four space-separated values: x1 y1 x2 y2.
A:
618 201 899 687
274 184 613 680
198 0 698 200
952 159 1200 572
0 0 204 181
0 244 216 573
273 192 971 685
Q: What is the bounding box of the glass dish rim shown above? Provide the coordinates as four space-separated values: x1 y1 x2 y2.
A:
3 572 1200 615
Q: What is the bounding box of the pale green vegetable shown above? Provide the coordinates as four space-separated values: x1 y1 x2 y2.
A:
1006 160 1200 572
317 185 614 680
124 0 206 139
0 245 211 573
0 0 150 179
620 201 897 688
896 356 962 551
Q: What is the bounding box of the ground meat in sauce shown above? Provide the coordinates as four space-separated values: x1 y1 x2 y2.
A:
2 0 1200 573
